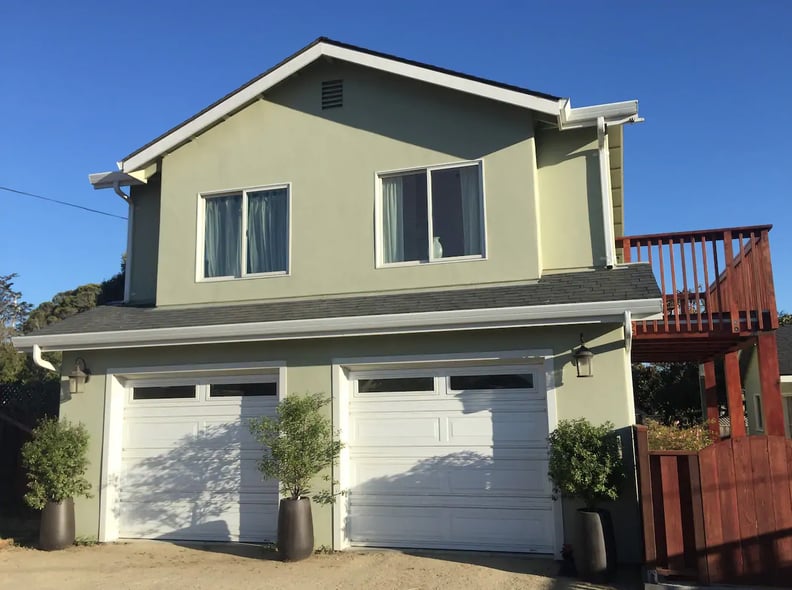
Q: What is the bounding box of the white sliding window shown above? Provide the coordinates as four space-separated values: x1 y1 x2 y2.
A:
202 185 289 279
379 162 484 265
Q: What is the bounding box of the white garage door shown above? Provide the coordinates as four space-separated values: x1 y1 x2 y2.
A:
119 378 279 542
348 364 555 553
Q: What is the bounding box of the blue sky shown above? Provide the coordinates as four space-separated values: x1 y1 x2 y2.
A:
1 1 790 311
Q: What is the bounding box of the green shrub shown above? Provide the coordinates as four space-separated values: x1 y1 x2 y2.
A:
20 417 92 510
548 418 624 510
645 418 716 451
249 393 343 504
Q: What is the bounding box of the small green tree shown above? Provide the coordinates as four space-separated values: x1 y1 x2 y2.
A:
20 417 92 509
249 393 343 504
548 418 624 510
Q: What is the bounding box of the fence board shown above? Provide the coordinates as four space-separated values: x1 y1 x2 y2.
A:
732 437 759 580
766 437 792 586
660 456 686 572
698 447 724 581
638 432 792 586
750 437 776 583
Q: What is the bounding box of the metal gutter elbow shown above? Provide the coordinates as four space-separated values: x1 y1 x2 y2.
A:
32 344 58 373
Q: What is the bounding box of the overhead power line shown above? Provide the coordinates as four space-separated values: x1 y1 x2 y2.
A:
0 185 128 220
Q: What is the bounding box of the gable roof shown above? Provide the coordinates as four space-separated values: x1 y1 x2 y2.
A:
14 265 661 352
113 37 640 174
778 324 792 376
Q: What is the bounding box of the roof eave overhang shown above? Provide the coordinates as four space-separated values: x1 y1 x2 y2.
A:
13 297 663 353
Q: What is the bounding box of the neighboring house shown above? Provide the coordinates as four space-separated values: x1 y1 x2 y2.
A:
743 324 792 435
14 38 663 559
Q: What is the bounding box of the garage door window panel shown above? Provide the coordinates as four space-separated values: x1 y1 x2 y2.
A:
132 385 197 401
208 382 277 398
448 373 534 392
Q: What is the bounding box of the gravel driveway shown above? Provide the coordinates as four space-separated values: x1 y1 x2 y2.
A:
0 541 640 590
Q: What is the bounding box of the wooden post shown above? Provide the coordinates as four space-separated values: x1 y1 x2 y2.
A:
634 425 657 569
724 351 747 438
703 361 720 438
757 332 785 436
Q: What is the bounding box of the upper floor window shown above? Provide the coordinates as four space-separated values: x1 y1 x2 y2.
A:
378 162 485 265
201 185 289 279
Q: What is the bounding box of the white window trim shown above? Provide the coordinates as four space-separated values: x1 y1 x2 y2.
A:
194 183 292 283
374 160 488 269
98 361 286 543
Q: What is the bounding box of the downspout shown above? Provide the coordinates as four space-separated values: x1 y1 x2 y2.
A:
113 180 133 303
32 344 57 373
597 117 617 268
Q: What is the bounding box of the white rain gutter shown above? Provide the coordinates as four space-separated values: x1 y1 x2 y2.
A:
13 296 663 353
32 344 57 373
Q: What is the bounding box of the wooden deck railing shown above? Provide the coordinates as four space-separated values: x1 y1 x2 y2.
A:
617 225 778 335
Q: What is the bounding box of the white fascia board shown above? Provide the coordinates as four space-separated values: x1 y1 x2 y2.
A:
13 298 662 353
119 42 563 173
320 44 563 115
781 375 792 383
559 99 641 130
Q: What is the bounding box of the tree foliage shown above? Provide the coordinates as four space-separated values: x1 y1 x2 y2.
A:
1 273 31 340
632 362 703 425
20 417 92 509
248 393 343 504
779 312 791 327
0 260 124 384
547 418 624 510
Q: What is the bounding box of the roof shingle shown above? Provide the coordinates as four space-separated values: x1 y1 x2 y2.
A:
26 265 660 337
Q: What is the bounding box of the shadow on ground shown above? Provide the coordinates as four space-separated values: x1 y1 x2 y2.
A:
399 549 642 589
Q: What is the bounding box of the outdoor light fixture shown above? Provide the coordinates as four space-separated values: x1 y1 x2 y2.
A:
68 358 91 394
573 334 594 378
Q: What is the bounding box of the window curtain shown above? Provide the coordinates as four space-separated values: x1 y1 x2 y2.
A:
382 176 405 263
459 166 482 255
247 188 288 273
204 195 241 277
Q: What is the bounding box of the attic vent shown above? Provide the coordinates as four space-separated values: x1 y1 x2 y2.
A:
321 79 343 110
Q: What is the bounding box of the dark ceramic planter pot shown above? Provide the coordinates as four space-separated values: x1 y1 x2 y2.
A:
577 508 617 582
40 498 75 551
277 498 314 561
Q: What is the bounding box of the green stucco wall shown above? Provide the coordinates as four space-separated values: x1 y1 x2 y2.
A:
536 127 606 271
59 323 640 560
155 59 547 306
128 180 160 304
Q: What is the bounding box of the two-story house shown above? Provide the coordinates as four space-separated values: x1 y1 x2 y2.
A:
14 38 663 559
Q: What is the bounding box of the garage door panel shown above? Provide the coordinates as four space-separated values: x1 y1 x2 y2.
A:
349 363 553 554
351 456 549 497
350 505 554 553
119 499 276 543
447 413 548 446
352 416 441 445
123 420 200 449
120 380 278 542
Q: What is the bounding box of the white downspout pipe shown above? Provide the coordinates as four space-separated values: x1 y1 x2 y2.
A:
32 344 57 373
597 116 617 268
113 180 133 303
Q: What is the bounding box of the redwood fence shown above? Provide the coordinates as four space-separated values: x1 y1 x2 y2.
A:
635 425 792 586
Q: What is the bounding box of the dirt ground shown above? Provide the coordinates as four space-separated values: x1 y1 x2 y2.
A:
0 540 641 590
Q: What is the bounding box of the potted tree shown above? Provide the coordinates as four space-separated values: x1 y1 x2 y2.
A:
249 393 343 561
548 418 624 581
21 417 92 550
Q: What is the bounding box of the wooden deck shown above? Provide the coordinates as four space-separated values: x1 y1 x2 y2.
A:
617 225 778 362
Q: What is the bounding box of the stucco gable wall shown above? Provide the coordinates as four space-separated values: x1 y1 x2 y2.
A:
154 59 549 306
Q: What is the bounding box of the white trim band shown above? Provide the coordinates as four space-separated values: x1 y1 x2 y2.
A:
14 297 662 353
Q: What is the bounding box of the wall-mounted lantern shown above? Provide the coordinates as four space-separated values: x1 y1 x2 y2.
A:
573 334 594 378
68 358 91 394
